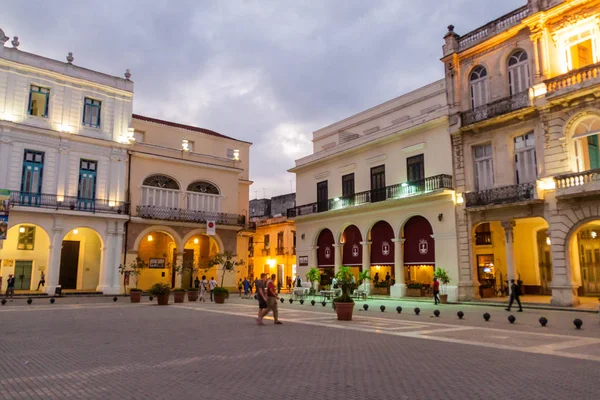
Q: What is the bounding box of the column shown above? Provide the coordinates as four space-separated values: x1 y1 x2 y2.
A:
333 243 343 274
309 246 318 268
45 226 64 295
56 146 70 198
109 225 125 293
390 238 406 298
175 252 184 287
0 137 12 189
97 229 114 294
501 220 516 294
360 241 371 293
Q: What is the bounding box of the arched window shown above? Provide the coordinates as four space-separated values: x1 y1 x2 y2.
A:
186 181 221 212
469 66 488 109
572 116 600 171
508 51 530 96
141 175 180 208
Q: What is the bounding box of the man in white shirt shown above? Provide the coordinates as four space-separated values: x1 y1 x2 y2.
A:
209 277 218 302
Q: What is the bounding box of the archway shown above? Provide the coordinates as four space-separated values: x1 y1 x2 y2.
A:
183 234 219 289
403 216 434 288
59 227 102 291
316 229 335 285
341 225 362 282
369 221 394 292
570 220 600 296
0 224 50 292
137 231 177 290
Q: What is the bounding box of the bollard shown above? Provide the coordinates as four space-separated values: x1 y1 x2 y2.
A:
289 298 294 304
380 305 386 312
434 310 440 317
483 312 490 322
457 311 464 319
27 298 33 305
396 306 402 314
321 301 327 307
50 298 55 304
149 296 154 301
311 300 316 306
508 315 516 324
573 319 583 329
1 299 5 306
299 299 304 305
414 307 421 315
539 317 548 327
363 304 369 311
113 296 118 302
280 298 285 304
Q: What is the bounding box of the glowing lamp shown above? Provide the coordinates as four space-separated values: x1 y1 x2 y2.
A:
147 235 153 242
19 226 26 233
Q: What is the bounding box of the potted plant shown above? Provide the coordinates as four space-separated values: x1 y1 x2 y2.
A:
358 269 372 296
306 267 321 294
434 268 451 304
213 287 229 304
149 283 171 305
406 282 423 297
372 280 390 296
118 257 147 303
333 266 356 321
187 287 199 301
173 287 186 303
208 251 245 288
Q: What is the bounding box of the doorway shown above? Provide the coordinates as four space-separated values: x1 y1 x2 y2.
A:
59 241 80 289
537 230 552 295
182 249 194 288
14 260 33 290
370 165 386 202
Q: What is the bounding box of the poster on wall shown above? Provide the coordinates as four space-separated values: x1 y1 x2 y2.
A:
0 214 8 241
298 256 308 267
149 258 165 269
0 189 10 214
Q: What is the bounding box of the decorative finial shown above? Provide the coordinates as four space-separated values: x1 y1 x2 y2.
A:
66 52 74 64
124 69 131 80
11 36 19 48
448 25 455 32
0 29 8 45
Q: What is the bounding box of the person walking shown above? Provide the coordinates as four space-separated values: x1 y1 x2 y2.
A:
194 276 200 290
267 273 282 325
36 271 46 291
256 273 268 325
433 277 440 305
243 277 251 298
199 275 208 302
505 279 523 312
5 274 15 299
209 277 217 302
238 279 243 297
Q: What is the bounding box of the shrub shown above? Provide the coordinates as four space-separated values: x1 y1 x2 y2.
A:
213 287 230 298
148 283 171 296
172 287 187 293
407 282 424 289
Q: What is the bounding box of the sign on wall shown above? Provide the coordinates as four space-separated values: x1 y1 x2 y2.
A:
298 256 308 266
0 189 10 241
207 220 216 236
149 258 165 269
0 215 8 241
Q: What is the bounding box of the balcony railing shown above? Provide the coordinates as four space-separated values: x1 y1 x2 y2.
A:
464 183 536 208
475 232 492 246
287 174 453 218
461 91 531 126
276 247 285 256
10 191 129 214
545 62 600 96
262 248 270 256
458 6 529 51
554 169 600 189
136 205 246 226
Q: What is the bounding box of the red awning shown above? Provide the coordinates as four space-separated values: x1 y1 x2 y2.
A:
342 225 362 266
370 221 395 265
317 229 335 267
403 216 435 265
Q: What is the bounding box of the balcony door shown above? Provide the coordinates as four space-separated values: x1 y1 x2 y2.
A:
317 181 328 213
370 165 386 203
77 159 97 211
514 133 537 184
473 144 494 191
341 173 355 207
20 150 44 206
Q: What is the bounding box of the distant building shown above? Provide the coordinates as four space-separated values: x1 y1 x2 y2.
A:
249 198 271 218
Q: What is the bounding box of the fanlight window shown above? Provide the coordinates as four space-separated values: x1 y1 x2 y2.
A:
572 116 600 172
143 175 180 190
508 51 530 95
187 181 220 195
469 66 488 109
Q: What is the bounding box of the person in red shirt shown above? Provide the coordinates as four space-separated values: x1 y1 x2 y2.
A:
433 277 440 305
267 274 282 325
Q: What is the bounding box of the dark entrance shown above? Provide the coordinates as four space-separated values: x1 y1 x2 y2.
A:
59 240 80 289
537 230 552 295
14 260 33 290
370 165 386 203
182 249 194 288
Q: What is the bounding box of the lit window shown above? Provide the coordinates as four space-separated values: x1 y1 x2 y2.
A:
83 98 102 128
17 226 36 250
469 66 488 109
28 85 50 118
227 149 240 160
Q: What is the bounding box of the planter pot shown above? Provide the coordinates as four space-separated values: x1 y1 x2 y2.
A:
480 287 495 298
439 294 448 304
406 288 422 297
187 291 199 301
129 291 142 303
214 293 227 304
156 294 170 306
334 302 354 321
372 287 390 295
173 292 185 303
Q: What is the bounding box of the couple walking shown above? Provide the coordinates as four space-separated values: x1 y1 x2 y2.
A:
256 273 282 326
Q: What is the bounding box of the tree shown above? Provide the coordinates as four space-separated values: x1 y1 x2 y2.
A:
208 251 245 287
358 269 372 293
118 257 147 291
434 268 451 294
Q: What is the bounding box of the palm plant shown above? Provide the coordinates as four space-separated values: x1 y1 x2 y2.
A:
208 251 245 287
334 266 356 303
358 269 372 289
434 268 451 294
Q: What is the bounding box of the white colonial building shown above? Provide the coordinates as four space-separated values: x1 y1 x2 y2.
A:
0 29 133 295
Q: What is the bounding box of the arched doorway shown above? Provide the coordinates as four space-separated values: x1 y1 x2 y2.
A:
341 225 362 281
317 229 335 285
0 224 50 292
571 221 600 296
59 227 102 291
137 231 177 290
403 216 434 287
369 221 394 292
536 229 552 295
182 234 219 288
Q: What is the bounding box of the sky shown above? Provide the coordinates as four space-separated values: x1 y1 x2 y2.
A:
3 0 524 200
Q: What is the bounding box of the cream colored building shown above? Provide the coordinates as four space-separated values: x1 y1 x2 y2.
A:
0 28 132 295
290 81 460 300
125 114 252 291
442 0 600 305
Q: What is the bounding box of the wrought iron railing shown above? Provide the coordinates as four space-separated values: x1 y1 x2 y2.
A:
458 6 529 51
545 62 600 95
475 232 492 246
10 191 128 214
136 205 246 226
554 168 600 189
287 174 453 218
276 247 285 256
461 91 531 126
464 183 536 208
262 248 270 256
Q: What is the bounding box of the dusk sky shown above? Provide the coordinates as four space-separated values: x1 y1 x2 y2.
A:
3 0 524 199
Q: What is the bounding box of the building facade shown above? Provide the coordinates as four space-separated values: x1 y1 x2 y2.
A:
248 193 296 287
0 29 132 295
290 81 460 300
442 0 600 305
125 114 252 290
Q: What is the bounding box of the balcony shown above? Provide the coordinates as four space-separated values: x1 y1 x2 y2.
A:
464 183 537 208
460 91 531 127
288 174 453 218
276 247 285 256
475 232 492 246
545 62 600 97
136 205 246 226
554 169 600 199
262 248 271 256
10 191 128 214
457 6 529 52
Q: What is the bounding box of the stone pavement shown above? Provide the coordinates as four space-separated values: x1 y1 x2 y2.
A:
0 296 599 399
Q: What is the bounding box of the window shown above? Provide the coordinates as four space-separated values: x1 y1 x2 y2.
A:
78 159 97 201
187 181 219 195
186 140 195 152
572 116 600 171
342 174 355 198
133 130 145 143
141 175 180 207
570 38 594 70
469 66 488 109
264 235 270 248
508 51 530 95
477 254 495 283
21 150 44 195
248 237 254 257
370 165 386 202
17 226 36 250
514 133 537 184
407 154 425 182
473 144 494 191
475 223 492 246
28 85 50 118
82 98 101 128
317 181 328 212
292 231 296 255
227 149 240 160
277 232 284 255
